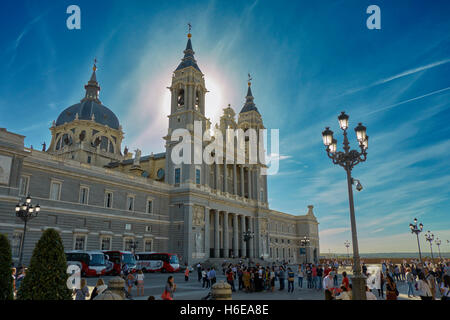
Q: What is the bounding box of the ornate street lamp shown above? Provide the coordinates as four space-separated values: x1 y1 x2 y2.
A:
300 236 310 264
409 218 424 263
243 229 254 259
15 195 40 267
435 238 442 261
322 111 368 300
424 231 434 262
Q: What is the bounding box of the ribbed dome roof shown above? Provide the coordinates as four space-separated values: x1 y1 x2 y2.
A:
56 100 120 129
55 62 120 130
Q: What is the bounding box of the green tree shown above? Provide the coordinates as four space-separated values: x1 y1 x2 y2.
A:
17 228 72 300
0 234 14 300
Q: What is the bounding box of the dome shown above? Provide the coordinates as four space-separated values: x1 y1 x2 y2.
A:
55 100 120 130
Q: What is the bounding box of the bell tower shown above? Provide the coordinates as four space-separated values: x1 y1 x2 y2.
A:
164 29 210 185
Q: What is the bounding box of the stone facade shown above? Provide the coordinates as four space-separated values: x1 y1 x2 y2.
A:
0 33 319 267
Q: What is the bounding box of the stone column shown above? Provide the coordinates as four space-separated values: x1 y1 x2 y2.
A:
248 217 254 258
240 165 244 197
225 165 228 192
223 211 229 258
214 210 220 258
247 167 252 199
240 215 246 258
183 204 193 265
233 163 238 195
214 163 219 190
255 167 261 201
205 207 210 258
233 213 239 257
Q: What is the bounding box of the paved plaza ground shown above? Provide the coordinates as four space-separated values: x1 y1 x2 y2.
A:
81 265 435 300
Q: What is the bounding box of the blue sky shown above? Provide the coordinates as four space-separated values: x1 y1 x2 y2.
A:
1 0 449 254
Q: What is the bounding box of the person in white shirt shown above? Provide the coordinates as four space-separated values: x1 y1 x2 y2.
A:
136 270 145 296
323 273 334 300
416 273 432 300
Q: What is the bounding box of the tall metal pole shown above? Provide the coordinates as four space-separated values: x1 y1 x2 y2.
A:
416 233 422 263
18 219 28 268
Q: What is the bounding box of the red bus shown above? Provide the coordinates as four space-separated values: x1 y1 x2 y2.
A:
136 252 180 273
104 250 137 275
65 250 107 277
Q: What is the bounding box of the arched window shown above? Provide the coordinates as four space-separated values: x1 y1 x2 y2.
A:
177 89 185 107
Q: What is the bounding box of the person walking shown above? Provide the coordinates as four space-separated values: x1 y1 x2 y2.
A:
406 268 415 298
162 276 176 300
197 263 202 282
243 268 251 293
278 266 285 291
73 278 90 300
226 268 236 292
439 275 450 301
306 266 312 289
341 271 349 291
385 275 398 300
416 273 432 300
323 272 334 300
317 265 323 290
378 271 385 298
424 268 436 300
201 268 208 288
270 267 276 292
287 268 295 293
237 267 244 290
208 267 216 286
90 278 107 300
136 270 145 296
184 265 190 282
297 265 304 289
126 272 135 296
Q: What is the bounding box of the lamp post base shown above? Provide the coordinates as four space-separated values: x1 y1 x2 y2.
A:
351 274 367 300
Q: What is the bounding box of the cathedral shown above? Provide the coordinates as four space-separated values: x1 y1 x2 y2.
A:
0 32 319 266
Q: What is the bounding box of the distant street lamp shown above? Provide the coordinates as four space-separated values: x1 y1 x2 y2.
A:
130 241 139 254
322 111 368 300
300 236 310 264
435 238 442 261
424 231 434 262
344 240 350 259
409 218 424 263
15 196 40 267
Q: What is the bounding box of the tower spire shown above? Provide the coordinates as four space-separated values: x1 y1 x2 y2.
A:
240 74 259 114
82 58 101 103
175 24 202 72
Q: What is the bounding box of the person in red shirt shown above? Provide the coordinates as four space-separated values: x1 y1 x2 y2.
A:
341 271 350 291
312 265 317 288
226 268 236 292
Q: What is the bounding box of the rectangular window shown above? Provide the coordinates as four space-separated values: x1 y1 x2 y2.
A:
79 186 89 204
19 176 29 196
101 237 111 250
144 240 152 252
11 232 23 258
48 215 58 225
125 224 132 231
174 168 181 184
146 200 153 214
74 235 86 250
126 196 134 211
196 168 201 184
104 191 113 208
87 156 91 164
145 225 152 232
49 181 62 200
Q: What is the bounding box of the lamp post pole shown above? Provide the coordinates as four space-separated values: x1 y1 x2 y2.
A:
409 218 423 263
435 238 442 262
300 236 310 264
15 196 40 268
424 231 434 263
322 111 368 300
